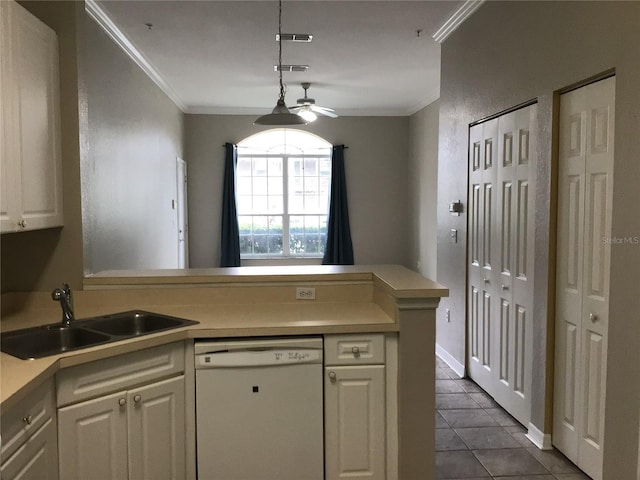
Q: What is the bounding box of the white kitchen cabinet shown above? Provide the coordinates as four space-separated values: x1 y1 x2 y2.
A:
58 376 186 480
57 390 129 480
57 343 188 480
0 379 58 480
324 334 386 480
0 0 63 233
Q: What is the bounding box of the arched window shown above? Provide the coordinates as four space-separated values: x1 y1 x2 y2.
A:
236 129 332 258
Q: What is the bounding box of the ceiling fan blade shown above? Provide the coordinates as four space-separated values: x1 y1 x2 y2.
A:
311 105 338 118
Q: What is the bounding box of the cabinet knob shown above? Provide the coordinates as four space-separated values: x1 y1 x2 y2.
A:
18 220 26 229
483 278 490 283
328 371 337 382
118 398 126 407
589 313 598 322
351 346 360 356
133 394 142 403
22 415 32 425
501 284 509 290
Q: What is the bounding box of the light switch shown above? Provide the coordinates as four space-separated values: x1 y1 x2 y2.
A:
450 229 458 243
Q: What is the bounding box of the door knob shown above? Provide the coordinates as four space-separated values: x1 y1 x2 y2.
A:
589 313 598 322
328 371 337 382
118 398 126 407
133 394 142 403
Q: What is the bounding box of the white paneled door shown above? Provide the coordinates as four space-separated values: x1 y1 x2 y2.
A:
467 104 537 426
553 76 614 480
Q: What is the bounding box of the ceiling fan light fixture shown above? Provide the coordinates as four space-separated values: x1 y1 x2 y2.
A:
297 108 317 123
255 99 308 125
254 0 308 127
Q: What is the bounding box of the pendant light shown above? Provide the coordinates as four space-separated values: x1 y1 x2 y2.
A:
254 0 308 126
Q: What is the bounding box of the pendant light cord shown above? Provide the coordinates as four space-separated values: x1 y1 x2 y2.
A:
278 0 285 102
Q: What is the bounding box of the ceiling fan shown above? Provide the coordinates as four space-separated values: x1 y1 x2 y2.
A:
290 83 338 121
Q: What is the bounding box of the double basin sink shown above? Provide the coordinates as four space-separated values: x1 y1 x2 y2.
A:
1 311 199 360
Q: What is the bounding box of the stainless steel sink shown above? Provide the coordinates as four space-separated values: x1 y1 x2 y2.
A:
1 326 111 360
80 311 197 337
1 311 198 360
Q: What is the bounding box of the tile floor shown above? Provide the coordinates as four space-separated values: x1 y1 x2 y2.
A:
435 356 591 480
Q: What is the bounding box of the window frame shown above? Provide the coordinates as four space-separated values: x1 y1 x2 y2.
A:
236 130 332 260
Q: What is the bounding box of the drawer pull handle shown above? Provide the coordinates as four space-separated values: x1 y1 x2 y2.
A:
18 220 27 229
502 284 509 290
352 346 360 357
118 398 126 407
133 394 142 403
328 371 337 382
22 415 32 425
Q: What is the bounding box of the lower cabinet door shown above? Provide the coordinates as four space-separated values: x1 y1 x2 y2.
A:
324 365 385 480
58 391 128 480
128 375 186 480
0 418 58 480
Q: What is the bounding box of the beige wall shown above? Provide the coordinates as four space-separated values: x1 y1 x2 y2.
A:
437 2 639 477
81 14 184 274
1 1 84 293
408 100 439 280
185 115 411 268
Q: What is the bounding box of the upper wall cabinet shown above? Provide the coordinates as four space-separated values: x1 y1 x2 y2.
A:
1 0 63 234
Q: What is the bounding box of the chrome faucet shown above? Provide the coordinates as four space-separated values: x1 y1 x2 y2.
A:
52 283 74 327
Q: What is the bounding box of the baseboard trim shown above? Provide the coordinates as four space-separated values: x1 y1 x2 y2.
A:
435 344 465 378
526 423 553 450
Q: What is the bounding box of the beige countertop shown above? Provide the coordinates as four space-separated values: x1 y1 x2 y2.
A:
1 265 447 413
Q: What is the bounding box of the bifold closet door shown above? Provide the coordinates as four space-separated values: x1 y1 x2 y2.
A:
467 104 536 427
553 76 614 480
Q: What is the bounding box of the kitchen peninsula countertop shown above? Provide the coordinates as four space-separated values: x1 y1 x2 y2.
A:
1 265 447 413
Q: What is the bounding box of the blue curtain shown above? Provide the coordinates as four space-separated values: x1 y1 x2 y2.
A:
323 145 354 265
220 143 241 267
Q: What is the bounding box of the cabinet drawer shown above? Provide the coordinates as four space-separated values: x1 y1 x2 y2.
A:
1 378 55 464
57 342 184 407
324 334 385 365
1 418 58 480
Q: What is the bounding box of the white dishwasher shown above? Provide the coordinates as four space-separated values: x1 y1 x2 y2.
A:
195 337 324 480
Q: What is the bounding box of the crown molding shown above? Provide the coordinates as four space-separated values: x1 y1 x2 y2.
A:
85 0 186 112
432 0 485 44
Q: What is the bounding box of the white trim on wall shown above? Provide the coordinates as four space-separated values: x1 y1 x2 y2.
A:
84 0 186 112
526 422 553 450
432 0 486 44
436 343 466 378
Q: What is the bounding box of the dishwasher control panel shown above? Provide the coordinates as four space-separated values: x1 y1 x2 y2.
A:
196 348 323 368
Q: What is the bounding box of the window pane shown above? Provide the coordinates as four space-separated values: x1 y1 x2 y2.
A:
253 158 268 176
253 177 268 195
268 196 283 214
253 195 269 214
268 177 283 195
237 158 252 176
268 158 283 175
237 196 252 214
304 158 318 176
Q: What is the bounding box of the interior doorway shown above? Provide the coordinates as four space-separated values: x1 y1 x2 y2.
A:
176 157 189 268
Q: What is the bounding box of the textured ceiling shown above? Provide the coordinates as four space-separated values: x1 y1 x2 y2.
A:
94 1 463 116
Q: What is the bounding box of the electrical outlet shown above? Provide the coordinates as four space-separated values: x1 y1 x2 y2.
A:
296 287 316 300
